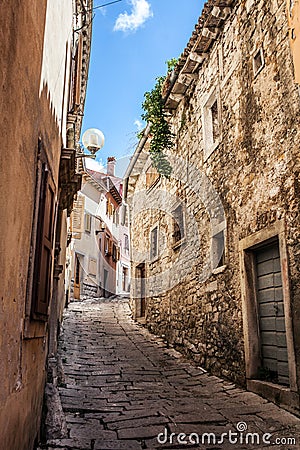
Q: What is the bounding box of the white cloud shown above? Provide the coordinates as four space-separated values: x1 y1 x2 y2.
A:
114 0 153 33
134 119 143 131
85 158 105 172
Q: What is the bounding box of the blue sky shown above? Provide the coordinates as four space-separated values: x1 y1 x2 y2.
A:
83 0 204 176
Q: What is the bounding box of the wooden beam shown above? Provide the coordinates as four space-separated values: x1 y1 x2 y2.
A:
211 6 231 19
189 52 208 64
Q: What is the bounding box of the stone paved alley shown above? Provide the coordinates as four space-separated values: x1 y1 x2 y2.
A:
41 298 300 450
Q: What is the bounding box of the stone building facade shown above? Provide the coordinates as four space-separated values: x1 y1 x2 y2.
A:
0 1 92 448
124 0 300 413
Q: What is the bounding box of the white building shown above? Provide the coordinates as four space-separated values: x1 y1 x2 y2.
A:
68 157 130 298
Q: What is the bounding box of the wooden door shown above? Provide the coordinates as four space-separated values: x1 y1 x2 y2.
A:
138 263 146 317
103 269 108 298
255 242 289 385
74 254 81 299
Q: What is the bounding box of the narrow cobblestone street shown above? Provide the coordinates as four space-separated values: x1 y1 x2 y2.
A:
42 298 300 450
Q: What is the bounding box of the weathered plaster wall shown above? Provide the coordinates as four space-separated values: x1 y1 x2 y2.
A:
129 0 300 389
0 1 75 448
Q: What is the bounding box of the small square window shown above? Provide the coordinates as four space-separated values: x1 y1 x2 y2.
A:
253 48 264 76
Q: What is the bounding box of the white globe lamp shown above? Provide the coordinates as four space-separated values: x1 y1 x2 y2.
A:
82 128 105 157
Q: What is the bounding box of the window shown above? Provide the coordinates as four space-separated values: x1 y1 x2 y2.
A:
150 226 159 260
120 204 128 227
112 243 119 262
172 204 185 246
104 235 109 254
211 230 225 269
202 90 221 160
124 234 129 252
112 244 116 261
113 207 119 225
84 213 91 233
104 235 112 256
253 48 264 76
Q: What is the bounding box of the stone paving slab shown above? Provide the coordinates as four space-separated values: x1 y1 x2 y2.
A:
40 297 300 450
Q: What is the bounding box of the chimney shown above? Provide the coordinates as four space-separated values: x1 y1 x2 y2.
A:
107 156 116 177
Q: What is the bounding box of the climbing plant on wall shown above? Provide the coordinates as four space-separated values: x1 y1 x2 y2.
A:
141 59 178 178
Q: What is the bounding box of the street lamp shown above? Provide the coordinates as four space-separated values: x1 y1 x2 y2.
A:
76 128 105 159
95 220 106 235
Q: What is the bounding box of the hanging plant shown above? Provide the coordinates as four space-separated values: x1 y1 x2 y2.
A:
141 59 178 178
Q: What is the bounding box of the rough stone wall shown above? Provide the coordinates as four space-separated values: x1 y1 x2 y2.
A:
82 281 99 297
129 0 300 387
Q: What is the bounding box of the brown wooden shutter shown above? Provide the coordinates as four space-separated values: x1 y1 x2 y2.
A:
32 164 56 318
74 34 83 107
68 56 75 112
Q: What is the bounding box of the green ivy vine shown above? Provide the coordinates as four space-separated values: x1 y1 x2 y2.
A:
141 59 178 178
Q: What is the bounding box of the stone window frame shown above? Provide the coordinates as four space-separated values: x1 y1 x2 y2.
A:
239 220 297 410
202 87 222 161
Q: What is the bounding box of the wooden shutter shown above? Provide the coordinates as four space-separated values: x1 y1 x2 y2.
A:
72 195 85 238
74 34 83 107
32 164 56 318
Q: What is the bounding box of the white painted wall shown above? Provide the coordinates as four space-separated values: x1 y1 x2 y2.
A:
71 182 102 293
69 174 131 297
39 0 73 144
